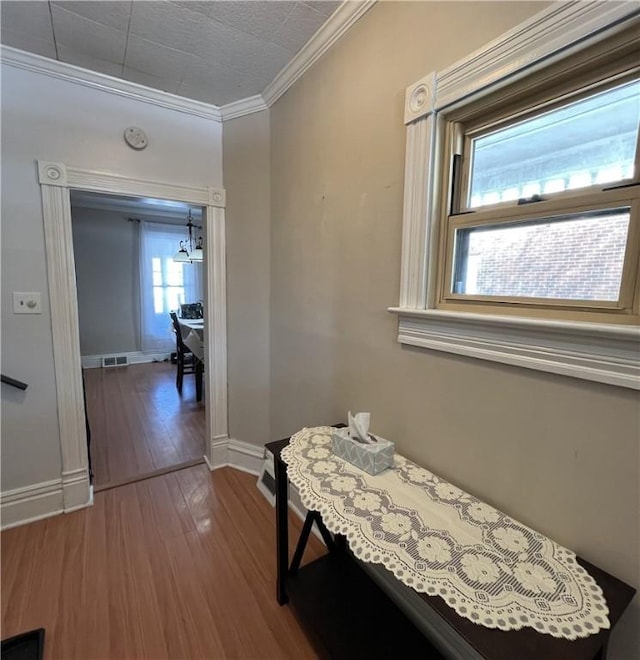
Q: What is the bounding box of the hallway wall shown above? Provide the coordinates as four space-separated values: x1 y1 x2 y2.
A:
1 63 222 497
267 2 639 657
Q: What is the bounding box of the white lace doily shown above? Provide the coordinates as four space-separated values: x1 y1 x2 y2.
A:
281 426 610 640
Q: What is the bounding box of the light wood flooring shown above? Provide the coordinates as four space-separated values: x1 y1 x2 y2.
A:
84 362 205 489
1 465 325 659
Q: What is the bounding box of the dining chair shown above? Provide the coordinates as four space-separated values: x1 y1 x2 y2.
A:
169 312 203 400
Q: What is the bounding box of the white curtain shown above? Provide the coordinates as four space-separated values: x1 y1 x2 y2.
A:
139 221 203 352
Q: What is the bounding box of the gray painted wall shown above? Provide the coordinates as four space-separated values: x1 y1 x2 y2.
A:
1 63 222 494
72 208 140 356
2 4 637 657
268 2 638 657
223 110 272 447
71 206 196 357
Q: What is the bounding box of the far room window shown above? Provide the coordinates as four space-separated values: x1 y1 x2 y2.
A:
435 50 640 324
140 221 203 352
152 256 186 314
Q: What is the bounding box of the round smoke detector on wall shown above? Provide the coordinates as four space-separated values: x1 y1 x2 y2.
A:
124 126 148 150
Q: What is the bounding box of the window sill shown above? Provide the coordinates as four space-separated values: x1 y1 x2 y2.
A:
387 307 640 389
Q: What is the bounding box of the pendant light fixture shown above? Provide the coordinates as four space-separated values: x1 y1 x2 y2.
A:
174 210 203 263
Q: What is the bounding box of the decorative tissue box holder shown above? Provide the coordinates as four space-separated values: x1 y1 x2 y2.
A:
331 428 394 475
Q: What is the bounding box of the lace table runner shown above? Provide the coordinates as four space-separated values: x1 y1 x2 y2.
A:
281 426 609 640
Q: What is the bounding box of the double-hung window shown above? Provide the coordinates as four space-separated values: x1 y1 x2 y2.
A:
393 5 640 388
436 39 639 325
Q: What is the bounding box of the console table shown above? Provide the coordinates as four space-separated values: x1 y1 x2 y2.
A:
267 434 636 660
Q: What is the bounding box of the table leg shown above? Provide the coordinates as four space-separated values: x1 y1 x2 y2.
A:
274 454 289 605
312 512 337 553
334 533 348 553
290 512 314 575
593 636 610 660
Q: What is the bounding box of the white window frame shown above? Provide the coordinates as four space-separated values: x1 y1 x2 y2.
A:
389 0 640 390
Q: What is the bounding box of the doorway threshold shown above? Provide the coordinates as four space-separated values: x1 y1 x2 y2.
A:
94 457 206 493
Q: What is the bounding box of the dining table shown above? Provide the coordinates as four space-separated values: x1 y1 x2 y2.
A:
177 318 204 362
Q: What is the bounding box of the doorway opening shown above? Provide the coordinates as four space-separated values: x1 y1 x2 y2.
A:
70 191 207 491
37 161 228 513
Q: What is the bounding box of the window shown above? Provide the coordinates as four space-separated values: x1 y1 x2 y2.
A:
436 47 640 325
152 256 187 314
451 209 631 302
140 221 203 352
466 81 638 208
393 4 640 388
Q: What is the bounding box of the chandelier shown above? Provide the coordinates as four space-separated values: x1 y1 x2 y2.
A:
173 210 203 263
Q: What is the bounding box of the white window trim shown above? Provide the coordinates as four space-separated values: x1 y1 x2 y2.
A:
390 0 640 390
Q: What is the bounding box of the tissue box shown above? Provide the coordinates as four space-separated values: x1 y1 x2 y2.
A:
331 428 394 475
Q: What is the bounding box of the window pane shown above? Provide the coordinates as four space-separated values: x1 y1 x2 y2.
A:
167 287 185 311
153 287 164 314
452 209 630 301
166 259 184 287
468 80 640 208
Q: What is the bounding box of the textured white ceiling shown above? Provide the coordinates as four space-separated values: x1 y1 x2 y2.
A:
0 0 341 106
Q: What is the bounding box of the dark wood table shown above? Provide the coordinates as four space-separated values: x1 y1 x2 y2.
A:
267 435 636 660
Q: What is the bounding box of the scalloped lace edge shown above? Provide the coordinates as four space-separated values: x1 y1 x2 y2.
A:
282 428 610 640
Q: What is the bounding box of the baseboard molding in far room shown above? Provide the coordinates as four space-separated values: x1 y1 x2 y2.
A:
81 351 171 369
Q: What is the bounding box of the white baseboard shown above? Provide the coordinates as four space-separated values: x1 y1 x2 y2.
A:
228 439 264 475
1 467 93 530
62 468 93 511
1 478 64 530
205 436 264 475
206 436 231 470
81 351 171 368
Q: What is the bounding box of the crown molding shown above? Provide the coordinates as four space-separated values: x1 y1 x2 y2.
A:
1 2 377 124
219 94 269 121
0 45 223 122
262 0 377 107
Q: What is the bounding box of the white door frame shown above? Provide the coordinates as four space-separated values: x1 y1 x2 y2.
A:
37 160 229 512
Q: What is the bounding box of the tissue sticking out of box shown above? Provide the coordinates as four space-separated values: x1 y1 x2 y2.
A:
348 411 377 444
332 421 394 475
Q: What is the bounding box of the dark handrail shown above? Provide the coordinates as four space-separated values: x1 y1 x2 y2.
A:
1 374 28 390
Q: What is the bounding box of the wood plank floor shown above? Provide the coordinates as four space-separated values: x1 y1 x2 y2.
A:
1 465 325 659
84 363 205 489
